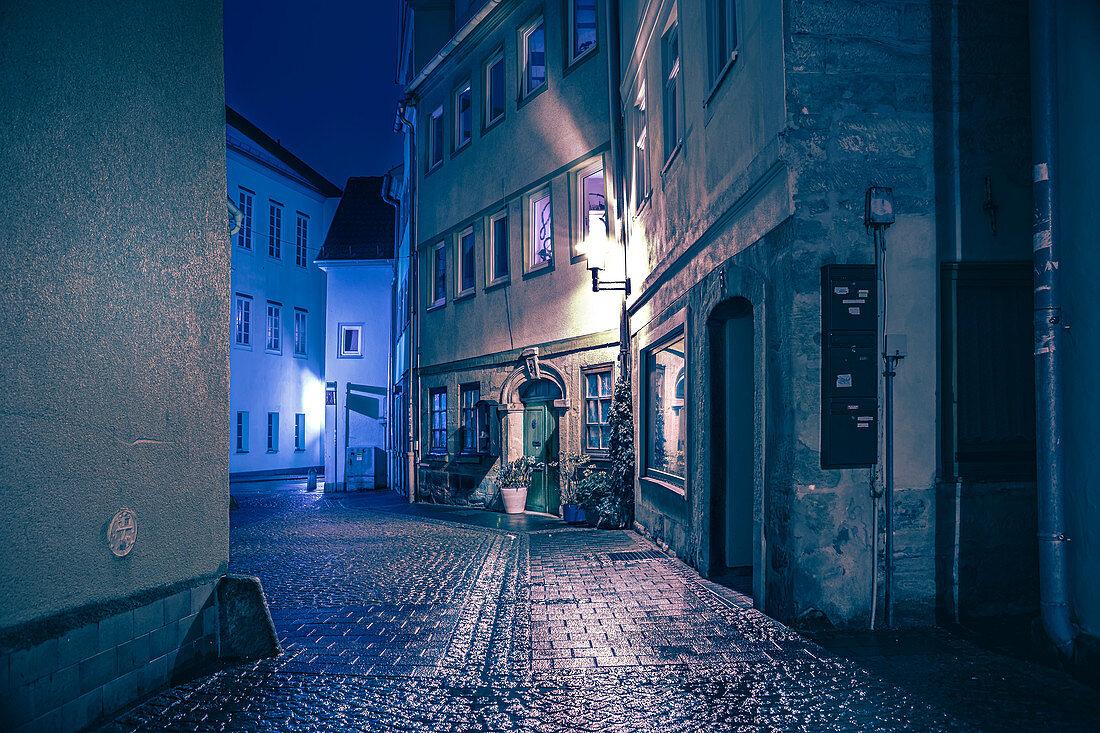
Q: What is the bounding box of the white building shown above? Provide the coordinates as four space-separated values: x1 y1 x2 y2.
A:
317 177 396 491
227 106 341 479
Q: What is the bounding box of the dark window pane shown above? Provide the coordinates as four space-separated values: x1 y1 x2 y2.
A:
493 216 509 279
462 232 475 291
526 23 546 93
573 0 597 57
489 58 505 120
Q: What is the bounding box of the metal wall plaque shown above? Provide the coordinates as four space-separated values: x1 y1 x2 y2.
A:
108 508 138 557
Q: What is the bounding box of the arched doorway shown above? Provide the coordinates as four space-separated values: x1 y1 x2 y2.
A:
708 297 756 597
520 379 561 513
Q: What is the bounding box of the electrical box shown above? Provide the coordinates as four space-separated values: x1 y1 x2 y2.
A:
821 264 878 468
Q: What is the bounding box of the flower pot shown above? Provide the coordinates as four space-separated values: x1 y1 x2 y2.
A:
500 486 528 514
562 504 586 523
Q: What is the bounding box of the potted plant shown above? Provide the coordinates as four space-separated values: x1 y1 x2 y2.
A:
553 450 592 523
494 457 539 514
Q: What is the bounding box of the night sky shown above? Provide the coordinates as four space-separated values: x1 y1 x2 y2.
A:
223 0 403 190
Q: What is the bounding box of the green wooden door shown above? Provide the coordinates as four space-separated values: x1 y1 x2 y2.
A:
523 403 559 513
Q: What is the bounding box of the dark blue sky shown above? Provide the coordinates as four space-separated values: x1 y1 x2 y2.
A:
223 1 403 190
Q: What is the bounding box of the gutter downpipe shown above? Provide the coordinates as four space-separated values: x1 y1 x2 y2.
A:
396 99 419 504
605 0 628 376
1029 0 1075 662
381 171 399 492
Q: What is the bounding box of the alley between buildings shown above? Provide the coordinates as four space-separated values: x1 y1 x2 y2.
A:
100 484 1100 732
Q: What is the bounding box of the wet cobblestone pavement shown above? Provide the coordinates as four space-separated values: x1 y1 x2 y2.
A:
100 486 1100 731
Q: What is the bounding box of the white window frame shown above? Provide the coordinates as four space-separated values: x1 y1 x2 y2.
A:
582 364 614 454
707 0 739 89
294 413 306 451
632 78 650 208
293 308 307 357
235 411 249 453
268 201 282 259
573 158 607 258
520 15 547 99
526 187 553 273
234 293 252 347
487 209 510 286
428 105 444 170
338 323 363 358
267 412 279 452
454 80 472 150
456 226 476 297
265 301 281 354
236 188 253 250
484 49 506 128
662 24 682 164
430 241 447 307
295 213 309 267
567 0 598 65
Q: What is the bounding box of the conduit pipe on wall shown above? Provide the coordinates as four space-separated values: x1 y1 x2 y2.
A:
381 172 399 486
1029 0 1076 661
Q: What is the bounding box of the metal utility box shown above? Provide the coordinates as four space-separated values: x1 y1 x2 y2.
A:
346 446 375 490
821 264 878 468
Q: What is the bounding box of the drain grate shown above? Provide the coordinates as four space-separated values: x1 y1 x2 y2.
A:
606 550 667 562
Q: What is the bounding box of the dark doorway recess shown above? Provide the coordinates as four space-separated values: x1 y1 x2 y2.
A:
708 297 755 597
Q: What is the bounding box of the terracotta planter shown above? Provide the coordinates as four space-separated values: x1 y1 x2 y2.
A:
500 486 528 514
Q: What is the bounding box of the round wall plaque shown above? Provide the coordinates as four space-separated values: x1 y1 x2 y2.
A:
108 508 138 557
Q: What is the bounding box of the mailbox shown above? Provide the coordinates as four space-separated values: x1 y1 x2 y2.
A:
822 266 876 332
823 399 878 467
825 331 877 398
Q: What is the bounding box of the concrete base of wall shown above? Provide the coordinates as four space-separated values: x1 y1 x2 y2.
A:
0 575 279 732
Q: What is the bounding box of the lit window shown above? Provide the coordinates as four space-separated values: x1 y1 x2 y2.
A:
485 51 505 126
295 213 309 267
662 25 681 161
293 309 307 356
455 81 472 149
633 82 649 205
529 189 552 269
576 161 606 254
569 0 598 63
429 106 444 169
236 188 253 249
645 330 687 484
294 413 306 451
708 0 738 84
521 17 546 98
430 388 447 454
234 294 252 346
265 301 281 353
268 201 282 258
584 367 613 452
431 241 446 305
267 412 279 452
460 384 480 453
458 227 475 295
339 323 363 358
489 210 509 284
235 411 249 453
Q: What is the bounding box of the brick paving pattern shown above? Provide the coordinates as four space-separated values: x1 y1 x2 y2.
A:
99 487 1100 732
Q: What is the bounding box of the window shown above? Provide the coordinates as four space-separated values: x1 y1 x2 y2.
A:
431 241 446 306
460 384 480 453
267 412 279 452
235 411 249 453
430 388 447 454
268 201 282 258
428 106 444 169
234 294 252 346
485 51 505 126
645 330 687 484
236 188 253 249
576 161 606 253
265 301 281 353
295 213 309 267
584 367 613 452
488 210 509 284
708 0 738 85
633 82 649 205
528 189 552 270
294 413 306 451
455 81 472 149
339 323 363 357
521 17 546 98
662 25 681 161
569 0 598 63
293 309 307 356
458 227 475 295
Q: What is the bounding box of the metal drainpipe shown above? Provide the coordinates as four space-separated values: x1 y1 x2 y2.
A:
1029 0 1075 661
381 172 399 492
396 99 419 504
605 0 629 375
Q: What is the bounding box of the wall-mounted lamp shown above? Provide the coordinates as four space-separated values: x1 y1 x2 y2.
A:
586 212 631 296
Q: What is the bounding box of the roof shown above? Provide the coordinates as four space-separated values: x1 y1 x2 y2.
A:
317 177 396 261
225 106 342 198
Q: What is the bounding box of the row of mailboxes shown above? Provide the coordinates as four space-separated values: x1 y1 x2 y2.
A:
821 265 878 468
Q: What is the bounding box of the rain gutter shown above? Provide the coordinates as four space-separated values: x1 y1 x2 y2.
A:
406 0 504 97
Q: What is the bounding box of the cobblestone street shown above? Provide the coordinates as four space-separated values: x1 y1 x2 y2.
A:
100 485 1100 732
